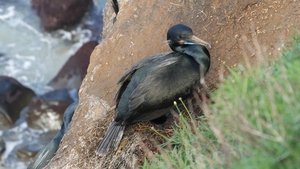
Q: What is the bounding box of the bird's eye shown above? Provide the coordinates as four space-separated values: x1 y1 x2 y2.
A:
179 35 184 39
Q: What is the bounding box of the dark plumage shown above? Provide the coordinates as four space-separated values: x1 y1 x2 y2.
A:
111 0 119 15
111 0 119 24
96 24 211 156
27 101 78 169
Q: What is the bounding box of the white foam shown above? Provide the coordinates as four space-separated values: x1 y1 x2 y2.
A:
0 6 15 20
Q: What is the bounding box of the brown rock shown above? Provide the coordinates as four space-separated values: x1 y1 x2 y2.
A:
26 98 71 131
46 0 300 168
0 76 35 129
102 0 119 39
0 139 5 156
48 41 98 90
25 89 74 130
31 0 39 9
0 104 12 129
32 0 93 31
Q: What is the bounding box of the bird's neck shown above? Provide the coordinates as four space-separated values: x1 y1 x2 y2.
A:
175 45 210 71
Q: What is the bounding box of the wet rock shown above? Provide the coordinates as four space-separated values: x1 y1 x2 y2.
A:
32 0 93 31
0 139 5 156
15 130 58 161
17 147 37 160
25 89 75 131
0 127 57 167
0 104 12 129
48 41 98 90
25 99 70 131
46 0 300 168
31 0 39 9
28 101 77 169
39 89 76 103
0 76 35 129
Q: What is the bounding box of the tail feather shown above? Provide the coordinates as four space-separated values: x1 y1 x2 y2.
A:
96 121 125 156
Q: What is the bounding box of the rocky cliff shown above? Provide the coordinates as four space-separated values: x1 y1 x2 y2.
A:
46 0 300 168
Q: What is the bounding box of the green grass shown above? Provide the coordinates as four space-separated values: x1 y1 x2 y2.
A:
143 102 221 169
142 34 300 169
213 33 300 169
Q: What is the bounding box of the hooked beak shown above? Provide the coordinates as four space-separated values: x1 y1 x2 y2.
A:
188 35 211 48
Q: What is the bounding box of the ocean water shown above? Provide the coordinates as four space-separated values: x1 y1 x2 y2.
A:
0 0 107 168
0 0 107 94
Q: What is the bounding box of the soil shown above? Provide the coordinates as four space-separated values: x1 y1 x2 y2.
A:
198 0 300 86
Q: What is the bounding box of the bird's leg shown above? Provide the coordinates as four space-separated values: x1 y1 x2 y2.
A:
199 64 210 94
170 109 179 119
193 90 202 105
197 63 210 104
187 98 194 113
199 63 206 85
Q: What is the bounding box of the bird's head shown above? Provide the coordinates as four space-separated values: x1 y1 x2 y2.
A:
167 24 211 51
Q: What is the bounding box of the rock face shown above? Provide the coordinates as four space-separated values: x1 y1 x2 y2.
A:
32 0 93 31
46 0 300 168
48 41 98 90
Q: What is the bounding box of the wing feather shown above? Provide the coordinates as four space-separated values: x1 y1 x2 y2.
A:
125 55 200 121
114 52 172 103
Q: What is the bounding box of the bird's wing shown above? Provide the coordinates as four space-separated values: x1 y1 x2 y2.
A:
127 55 199 115
116 52 172 84
114 52 172 102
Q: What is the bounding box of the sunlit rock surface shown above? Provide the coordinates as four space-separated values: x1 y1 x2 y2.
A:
46 0 300 168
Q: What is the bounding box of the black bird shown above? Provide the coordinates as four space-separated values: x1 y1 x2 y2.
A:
96 24 211 156
27 101 78 169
